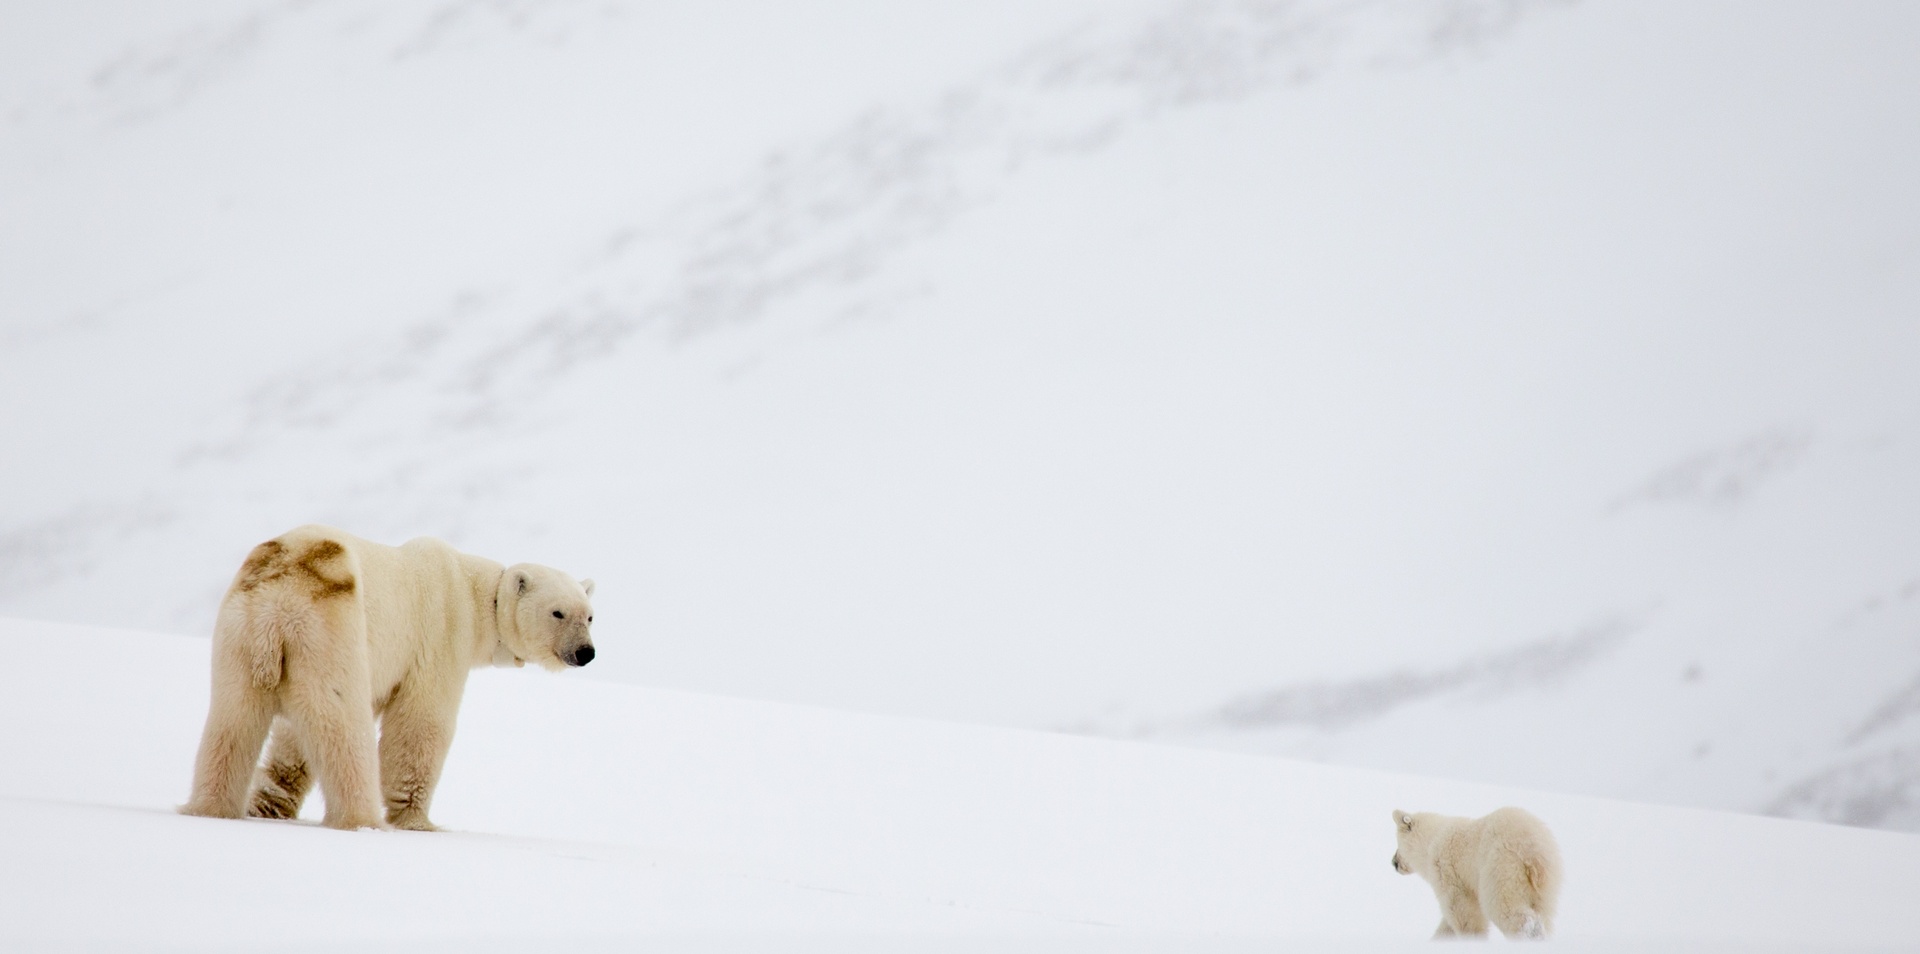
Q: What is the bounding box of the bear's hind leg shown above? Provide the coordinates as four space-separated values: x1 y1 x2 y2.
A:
378 679 459 831
181 669 276 820
1521 912 1548 940
284 667 383 830
1485 859 1553 939
1490 905 1550 940
248 718 313 820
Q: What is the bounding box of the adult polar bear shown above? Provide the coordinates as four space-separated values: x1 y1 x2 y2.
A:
182 525 596 831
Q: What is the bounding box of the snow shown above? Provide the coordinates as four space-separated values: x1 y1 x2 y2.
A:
2 618 1917 950
3 0 1920 929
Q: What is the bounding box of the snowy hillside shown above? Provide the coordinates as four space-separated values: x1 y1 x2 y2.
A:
3 618 1918 951
5 0 1920 837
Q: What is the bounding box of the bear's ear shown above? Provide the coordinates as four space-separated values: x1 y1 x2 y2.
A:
516 572 529 596
580 578 595 598
1398 811 1415 832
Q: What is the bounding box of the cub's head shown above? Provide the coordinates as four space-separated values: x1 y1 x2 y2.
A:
1391 809 1432 877
498 564 596 670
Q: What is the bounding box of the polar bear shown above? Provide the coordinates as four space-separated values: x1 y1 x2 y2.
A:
1391 806 1562 940
181 525 596 831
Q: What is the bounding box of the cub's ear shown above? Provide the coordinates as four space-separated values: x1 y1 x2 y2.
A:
1398 811 1415 831
516 572 529 596
580 578 595 598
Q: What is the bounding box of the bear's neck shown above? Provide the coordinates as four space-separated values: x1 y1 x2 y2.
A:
462 558 519 669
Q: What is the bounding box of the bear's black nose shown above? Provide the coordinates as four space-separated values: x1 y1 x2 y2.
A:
1391 854 1401 873
569 645 595 667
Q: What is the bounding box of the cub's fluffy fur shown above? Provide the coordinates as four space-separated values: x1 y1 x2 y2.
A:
1392 806 1562 940
181 525 595 830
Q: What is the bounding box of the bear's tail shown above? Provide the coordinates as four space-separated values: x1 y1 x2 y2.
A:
215 590 295 692
221 536 359 690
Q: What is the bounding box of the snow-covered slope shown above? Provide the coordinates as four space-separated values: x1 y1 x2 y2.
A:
4 0 1920 835
2 618 1916 950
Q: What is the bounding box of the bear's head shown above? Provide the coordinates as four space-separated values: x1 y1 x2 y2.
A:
496 564 596 670
1391 809 1432 877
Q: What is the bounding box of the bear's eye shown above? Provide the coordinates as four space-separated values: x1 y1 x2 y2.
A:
587 615 594 623
552 610 565 619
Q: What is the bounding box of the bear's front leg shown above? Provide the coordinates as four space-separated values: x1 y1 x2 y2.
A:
378 680 460 831
248 718 313 819
1440 890 1489 938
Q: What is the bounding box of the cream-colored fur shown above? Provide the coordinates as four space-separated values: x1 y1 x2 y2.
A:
1391 806 1562 940
181 525 595 831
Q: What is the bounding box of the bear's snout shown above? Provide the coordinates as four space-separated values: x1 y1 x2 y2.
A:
1392 853 1407 874
566 644 595 667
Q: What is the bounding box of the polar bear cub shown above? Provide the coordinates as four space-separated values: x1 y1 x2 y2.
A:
1391 806 1562 940
181 525 596 831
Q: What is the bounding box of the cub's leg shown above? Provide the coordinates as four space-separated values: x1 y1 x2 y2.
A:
1484 859 1553 939
1440 890 1489 938
247 718 313 820
1489 901 1550 940
181 664 276 820
378 677 461 831
1520 912 1549 940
